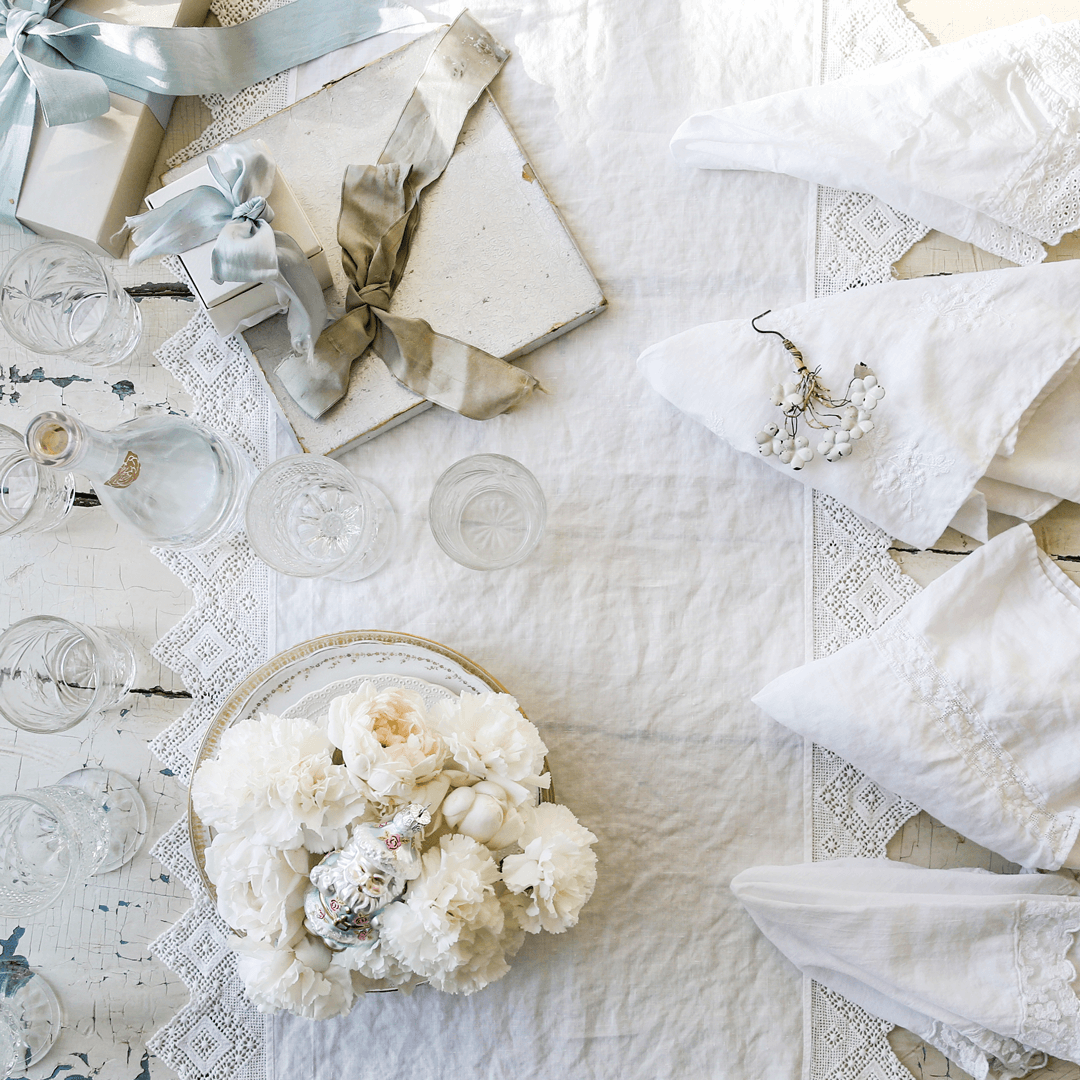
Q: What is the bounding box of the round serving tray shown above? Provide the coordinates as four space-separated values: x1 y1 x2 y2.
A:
189 629 552 895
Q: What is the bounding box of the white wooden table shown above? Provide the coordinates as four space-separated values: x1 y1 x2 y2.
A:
2 3 1080 1079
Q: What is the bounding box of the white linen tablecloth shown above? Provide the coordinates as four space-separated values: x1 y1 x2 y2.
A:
264 0 816 1074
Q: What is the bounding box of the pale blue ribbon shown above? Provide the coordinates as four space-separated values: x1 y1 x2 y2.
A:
126 140 328 360
0 0 426 229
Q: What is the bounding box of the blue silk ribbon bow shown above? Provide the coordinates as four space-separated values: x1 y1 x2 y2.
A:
0 0 426 229
126 140 328 360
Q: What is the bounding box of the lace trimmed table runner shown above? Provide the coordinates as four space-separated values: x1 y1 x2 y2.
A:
807 3 930 1080
147 1 944 1078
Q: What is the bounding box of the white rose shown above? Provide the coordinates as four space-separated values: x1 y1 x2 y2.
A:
327 684 447 805
206 831 308 945
502 803 598 934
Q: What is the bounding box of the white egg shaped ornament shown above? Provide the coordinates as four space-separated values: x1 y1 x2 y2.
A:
442 780 526 849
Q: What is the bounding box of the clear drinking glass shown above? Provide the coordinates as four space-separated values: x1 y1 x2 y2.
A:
0 240 141 365
0 770 146 919
245 455 396 580
0 616 135 733
25 409 253 549
0 425 73 537
429 454 546 570
0 965 61 1074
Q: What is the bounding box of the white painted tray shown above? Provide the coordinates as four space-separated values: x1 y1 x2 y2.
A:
198 35 606 455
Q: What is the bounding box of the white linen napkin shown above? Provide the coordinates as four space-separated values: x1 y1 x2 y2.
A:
754 523 1080 870
731 859 1080 1080
638 262 1080 548
671 18 1080 265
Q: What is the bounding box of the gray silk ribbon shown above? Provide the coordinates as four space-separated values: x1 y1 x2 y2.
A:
275 12 539 422
125 141 327 360
0 0 426 230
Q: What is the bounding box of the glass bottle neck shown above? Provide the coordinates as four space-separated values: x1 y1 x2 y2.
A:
25 411 127 487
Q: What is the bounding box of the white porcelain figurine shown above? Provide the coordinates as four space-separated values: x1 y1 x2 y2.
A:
303 803 430 950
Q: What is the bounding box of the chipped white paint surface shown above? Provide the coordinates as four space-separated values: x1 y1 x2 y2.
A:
0 274 196 1079
0 100 207 1077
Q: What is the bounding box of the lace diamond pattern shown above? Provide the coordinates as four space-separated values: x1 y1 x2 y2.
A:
146 307 276 1079
809 3 933 1078
813 0 931 298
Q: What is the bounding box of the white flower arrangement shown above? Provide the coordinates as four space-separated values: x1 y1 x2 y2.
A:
192 684 598 1019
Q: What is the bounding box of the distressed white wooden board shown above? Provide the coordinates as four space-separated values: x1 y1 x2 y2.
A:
183 35 607 456
0 691 190 1080
0 211 198 1078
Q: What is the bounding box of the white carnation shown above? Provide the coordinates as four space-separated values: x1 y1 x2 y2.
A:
233 935 355 1020
192 712 367 851
335 937 416 989
206 831 308 945
327 684 448 806
377 834 514 994
432 693 549 801
502 803 598 934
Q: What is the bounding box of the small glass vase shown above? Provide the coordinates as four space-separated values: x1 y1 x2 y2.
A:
429 454 546 570
244 455 396 580
0 240 141 366
0 769 146 919
24 409 253 549
0 616 135 733
0 965 61 1073
0 424 73 537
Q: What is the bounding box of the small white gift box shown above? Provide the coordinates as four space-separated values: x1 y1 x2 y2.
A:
12 0 212 259
144 154 333 339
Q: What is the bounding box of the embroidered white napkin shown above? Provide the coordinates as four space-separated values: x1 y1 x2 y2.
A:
638 262 1080 548
754 524 1080 870
671 18 1080 265
732 859 1080 1080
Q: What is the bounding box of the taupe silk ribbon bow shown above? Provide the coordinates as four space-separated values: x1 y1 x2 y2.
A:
276 12 539 421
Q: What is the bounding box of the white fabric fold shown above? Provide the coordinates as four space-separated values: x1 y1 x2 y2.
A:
671 18 1080 265
754 524 1080 870
986 358 1080 503
638 262 1080 548
975 477 1060 524
731 859 1080 1080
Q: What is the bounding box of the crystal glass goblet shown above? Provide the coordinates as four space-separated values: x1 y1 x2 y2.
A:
0 240 141 366
0 964 61 1074
429 454 546 570
0 616 136 734
0 769 146 918
245 455 396 580
0 425 73 537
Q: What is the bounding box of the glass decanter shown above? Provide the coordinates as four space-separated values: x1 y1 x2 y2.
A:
24 410 253 549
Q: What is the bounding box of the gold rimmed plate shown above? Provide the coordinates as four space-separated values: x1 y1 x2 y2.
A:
189 629 550 894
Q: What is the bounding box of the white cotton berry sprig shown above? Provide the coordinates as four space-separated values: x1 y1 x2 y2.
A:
751 311 884 470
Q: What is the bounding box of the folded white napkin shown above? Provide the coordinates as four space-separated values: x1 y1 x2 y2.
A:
671 18 1080 265
732 859 1080 1080
754 524 1080 870
638 262 1080 548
